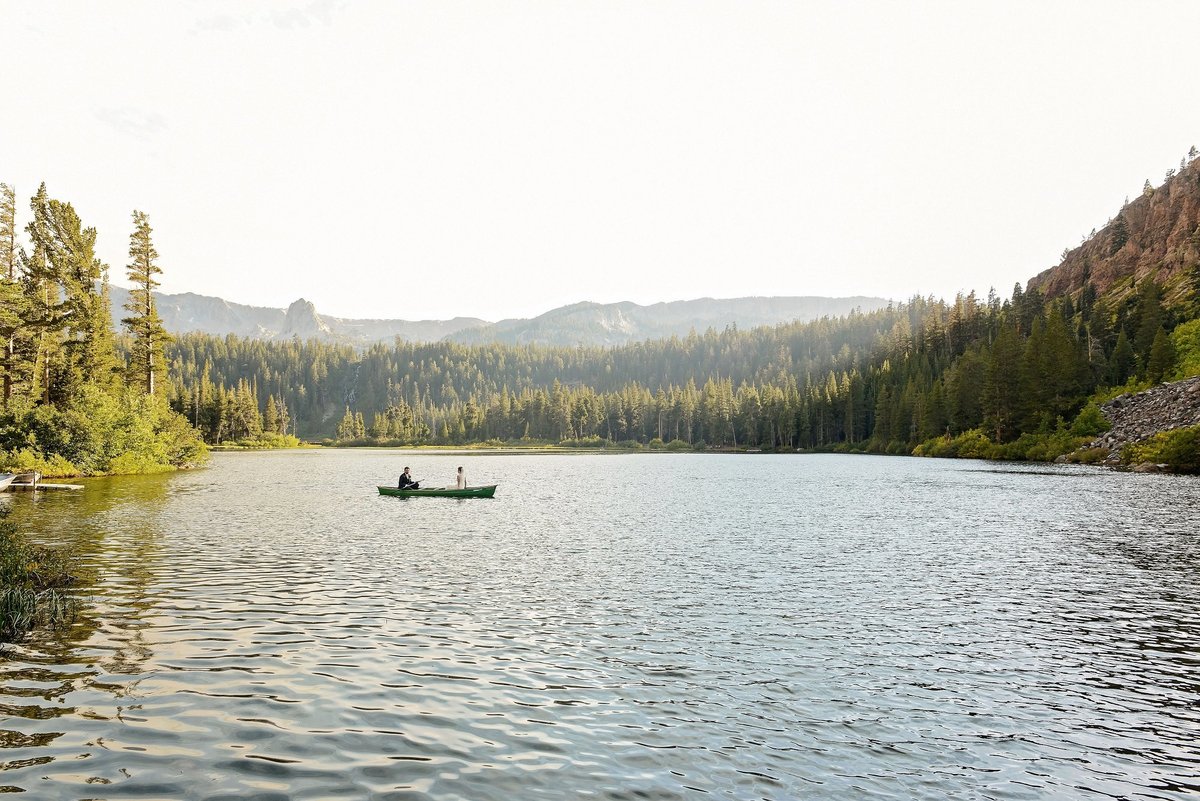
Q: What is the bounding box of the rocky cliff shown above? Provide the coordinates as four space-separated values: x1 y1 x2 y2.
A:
1028 156 1200 304
1084 376 1200 463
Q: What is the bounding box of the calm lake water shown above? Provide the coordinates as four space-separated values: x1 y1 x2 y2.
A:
2 451 1199 800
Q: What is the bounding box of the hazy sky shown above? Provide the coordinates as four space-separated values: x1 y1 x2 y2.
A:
3 1 1199 321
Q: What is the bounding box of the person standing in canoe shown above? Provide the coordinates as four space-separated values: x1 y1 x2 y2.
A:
398 467 420 490
455 466 466 490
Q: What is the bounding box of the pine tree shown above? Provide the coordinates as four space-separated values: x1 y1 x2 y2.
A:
1108 213 1128 255
336 406 356 440
1108 329 1135 385
0 183 23 404
122 210 170 395
264 394 279 433
1132 281 1165 366
1145 328 1176 383
25 185 117 398
983 324 1023 442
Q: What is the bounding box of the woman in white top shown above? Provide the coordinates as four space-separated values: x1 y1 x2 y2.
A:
455 466 467 489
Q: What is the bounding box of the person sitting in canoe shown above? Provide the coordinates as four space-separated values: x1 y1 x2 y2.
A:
398 467 420 490
456 466 466 489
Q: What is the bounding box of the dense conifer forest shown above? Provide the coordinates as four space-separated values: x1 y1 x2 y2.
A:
163 275 1199 458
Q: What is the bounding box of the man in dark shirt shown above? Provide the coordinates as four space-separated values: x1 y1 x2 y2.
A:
398 467 420 489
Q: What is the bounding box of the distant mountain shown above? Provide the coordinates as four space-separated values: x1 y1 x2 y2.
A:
107 287 890 347
1028 158 1200 303
107 287 487 345
445 296 892 347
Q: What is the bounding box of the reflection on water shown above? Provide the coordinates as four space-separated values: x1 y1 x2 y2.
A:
2 452 1200 800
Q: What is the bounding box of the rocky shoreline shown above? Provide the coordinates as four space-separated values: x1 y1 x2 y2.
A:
1082 376 1200 466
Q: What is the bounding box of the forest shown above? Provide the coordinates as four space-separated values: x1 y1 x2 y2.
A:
0 182 206 475
164 270 1200 461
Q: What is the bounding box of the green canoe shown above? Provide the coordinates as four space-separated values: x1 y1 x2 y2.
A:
377 484 498 499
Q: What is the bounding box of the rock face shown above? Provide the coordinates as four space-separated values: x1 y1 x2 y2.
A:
1027 158 1200 304
1086 376 1200 462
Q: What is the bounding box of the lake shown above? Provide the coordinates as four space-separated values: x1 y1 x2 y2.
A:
2 451 1199 800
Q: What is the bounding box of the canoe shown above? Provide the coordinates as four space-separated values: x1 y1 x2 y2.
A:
0 473 15 491
377 484 498 499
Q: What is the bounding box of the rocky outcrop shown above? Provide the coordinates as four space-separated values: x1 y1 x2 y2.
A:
1085 376 1200 462
1028 157 1200 304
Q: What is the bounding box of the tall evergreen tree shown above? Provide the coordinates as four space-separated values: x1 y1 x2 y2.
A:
25 184 117 397
982 324 1023 442
121 210 170 395
1145 328 1176 383
0 183 23 404
1108 329 1135 385
1108 213 1129 254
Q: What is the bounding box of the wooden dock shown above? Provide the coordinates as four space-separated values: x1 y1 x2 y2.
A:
7 482 84 491
1 472 84 492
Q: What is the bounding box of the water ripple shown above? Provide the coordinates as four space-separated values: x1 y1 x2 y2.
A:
2 452 1199 799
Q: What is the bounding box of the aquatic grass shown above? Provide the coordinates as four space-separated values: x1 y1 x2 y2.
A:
0 509 78 643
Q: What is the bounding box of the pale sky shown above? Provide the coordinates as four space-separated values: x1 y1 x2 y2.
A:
3 0 1198 321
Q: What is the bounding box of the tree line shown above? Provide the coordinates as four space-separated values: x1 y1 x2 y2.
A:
164 270 1200 458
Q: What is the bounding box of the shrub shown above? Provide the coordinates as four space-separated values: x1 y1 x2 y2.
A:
0 388 207 476
665 439 691 451
1123 425 1200 473
1065 447 1109 464
1171 318 1200 379
1070 402 1111 438
560 435 607 448
0 448 79 478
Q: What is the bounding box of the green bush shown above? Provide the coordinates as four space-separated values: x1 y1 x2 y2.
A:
665 439 691 451
232 433 304 449
0 448 79 478
1171 318 1200 379
560 435 607 448
1070 402 1111 437
0 387 207 476
914 429 996 459
1123 425 1200 472
1065 447 1108 464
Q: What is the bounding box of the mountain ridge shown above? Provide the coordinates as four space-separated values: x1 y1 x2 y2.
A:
1028 157 1200 303
108 286 892 348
